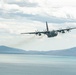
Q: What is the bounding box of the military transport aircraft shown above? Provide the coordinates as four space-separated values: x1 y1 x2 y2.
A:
21 22 76 38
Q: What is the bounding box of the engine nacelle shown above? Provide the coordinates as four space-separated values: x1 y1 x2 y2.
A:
61 30 65 33
36 33 41 36
66 29 70 32
38 33 41 36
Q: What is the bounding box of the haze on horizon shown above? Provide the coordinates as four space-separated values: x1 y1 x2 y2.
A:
0 0 76 51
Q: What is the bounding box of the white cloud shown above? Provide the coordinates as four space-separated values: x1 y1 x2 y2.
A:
1 0 76 21
0 0 76 51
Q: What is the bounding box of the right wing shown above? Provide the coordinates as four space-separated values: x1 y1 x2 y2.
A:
56 27 76 33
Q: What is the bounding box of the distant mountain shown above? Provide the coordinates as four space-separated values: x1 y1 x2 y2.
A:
0 46 76 56
0 46 26 54
43 47 76 56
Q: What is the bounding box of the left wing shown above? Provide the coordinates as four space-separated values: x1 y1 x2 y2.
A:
21 31 47 35
56 27 76 33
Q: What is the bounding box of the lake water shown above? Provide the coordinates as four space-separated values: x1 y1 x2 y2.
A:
0 54 76 75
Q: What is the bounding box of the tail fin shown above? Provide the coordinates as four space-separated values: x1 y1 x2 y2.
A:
46 21 49 31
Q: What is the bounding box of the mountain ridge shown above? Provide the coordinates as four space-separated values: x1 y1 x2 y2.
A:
0 45 26 54
0 45 76 56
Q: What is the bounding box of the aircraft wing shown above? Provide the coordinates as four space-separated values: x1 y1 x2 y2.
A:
56 27 76 33
21 31 47 34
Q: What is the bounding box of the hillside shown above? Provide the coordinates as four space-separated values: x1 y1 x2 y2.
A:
43 47 76 56
0 46 76 56
0 46 26 54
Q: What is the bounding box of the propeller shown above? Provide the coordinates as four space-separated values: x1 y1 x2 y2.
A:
35 30 38 35
58 30 65 33
66 29 70 32
66 27 71 32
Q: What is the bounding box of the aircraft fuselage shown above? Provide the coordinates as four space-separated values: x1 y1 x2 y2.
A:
46 31 58 37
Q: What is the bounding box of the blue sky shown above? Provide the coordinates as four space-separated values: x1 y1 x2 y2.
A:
0 0 76 51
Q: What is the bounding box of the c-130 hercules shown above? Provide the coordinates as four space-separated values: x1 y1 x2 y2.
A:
21 22 76 38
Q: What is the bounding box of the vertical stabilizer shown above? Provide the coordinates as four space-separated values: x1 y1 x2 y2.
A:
46 21 49 31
